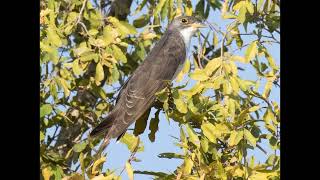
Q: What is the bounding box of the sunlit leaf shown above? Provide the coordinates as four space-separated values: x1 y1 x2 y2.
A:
126 161 134 180
186 124 200 147
245 41 258 62
119 133 144 152
190 69 209 81
92 157 106 175
244 129 257 147
40 104 53 118
112 44 127 63
228 130 243 146
73 141 88 153
95 63 104 85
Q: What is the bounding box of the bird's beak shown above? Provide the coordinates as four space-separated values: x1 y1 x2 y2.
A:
191 22 207 29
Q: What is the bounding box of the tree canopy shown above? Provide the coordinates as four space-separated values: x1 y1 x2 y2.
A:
40 0 280 179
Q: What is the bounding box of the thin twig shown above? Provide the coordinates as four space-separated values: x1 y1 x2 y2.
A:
76 0 88 24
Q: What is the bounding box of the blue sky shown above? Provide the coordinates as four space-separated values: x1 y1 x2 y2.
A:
44 1 279 179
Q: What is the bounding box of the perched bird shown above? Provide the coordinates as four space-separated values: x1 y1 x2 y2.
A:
90 16 206 149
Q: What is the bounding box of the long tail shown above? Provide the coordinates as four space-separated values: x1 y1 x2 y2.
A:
90 110 117 138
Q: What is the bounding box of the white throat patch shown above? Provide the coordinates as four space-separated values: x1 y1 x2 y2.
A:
179 27 196 49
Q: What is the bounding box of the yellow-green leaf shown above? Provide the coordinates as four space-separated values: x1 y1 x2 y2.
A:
244 129 256 147
246 1 254 15
249 105 260 112
230 76 240 94
204 58 221 76
103 26 117 46
174 98 188 114
230 55 249 63
92 156 106 175
228 130 243 146
112 45 127 63
238 6 247 23
73 141 88 153
176 60 190 82
233 1 246 11
155 0 167 15
125 161 134 180
190 69 209 81
119 21 137 34
119 133 144 152
72 59 82 75
201 123 217 143
40 104 53 118
133 15 149 28
58 78 70 97
245 41 258 62
183 157 194 175
263 80 273 98
42 167 52 180
95 63 104 85
186 124 200 147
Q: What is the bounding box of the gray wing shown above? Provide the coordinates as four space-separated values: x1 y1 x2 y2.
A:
109 30 186 138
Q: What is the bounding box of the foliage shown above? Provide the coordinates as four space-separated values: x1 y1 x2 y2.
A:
40 0 280 179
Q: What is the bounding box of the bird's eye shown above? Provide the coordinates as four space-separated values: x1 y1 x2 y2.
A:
181 18 188 23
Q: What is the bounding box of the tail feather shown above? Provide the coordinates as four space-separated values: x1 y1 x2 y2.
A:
90 111 117 137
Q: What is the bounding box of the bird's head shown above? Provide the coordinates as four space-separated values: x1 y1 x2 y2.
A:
168 16 206 45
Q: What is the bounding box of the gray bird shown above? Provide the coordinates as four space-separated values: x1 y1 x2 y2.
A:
90 16 206 148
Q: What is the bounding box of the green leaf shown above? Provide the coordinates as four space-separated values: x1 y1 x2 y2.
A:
112 44 127 63
200 137 209 152
134 171 168 178
88 29 99 36
161 0 169 20
183 157 194 175
72 59 82 76
125 161 134 180
133 15 149 28
158 152 184 159
228 130 243 146
40 131 45 141
244 129 256 147
119 21 137 34
108 17 131 37
174 98 188 114
119 133 144 152
195 0 205 18
201 122 217 143
47 27 62 47
103 26 117 46
263 80 273 98
40 104 53 118
233 1 246 11
95 63 104 85
230 76 240 94
238 6 247 23
148 110 160 142
155 0 167 15
73 141 88 152
257 0 265 12
79 52 99 62
245 41 258 62
246 1 254 15
134 108 151 136
57 78 70 97
186 124 200 147
181 82 204 97
204 57 221 76
230 55 249 63
190 69 209 81
249 105 260 112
